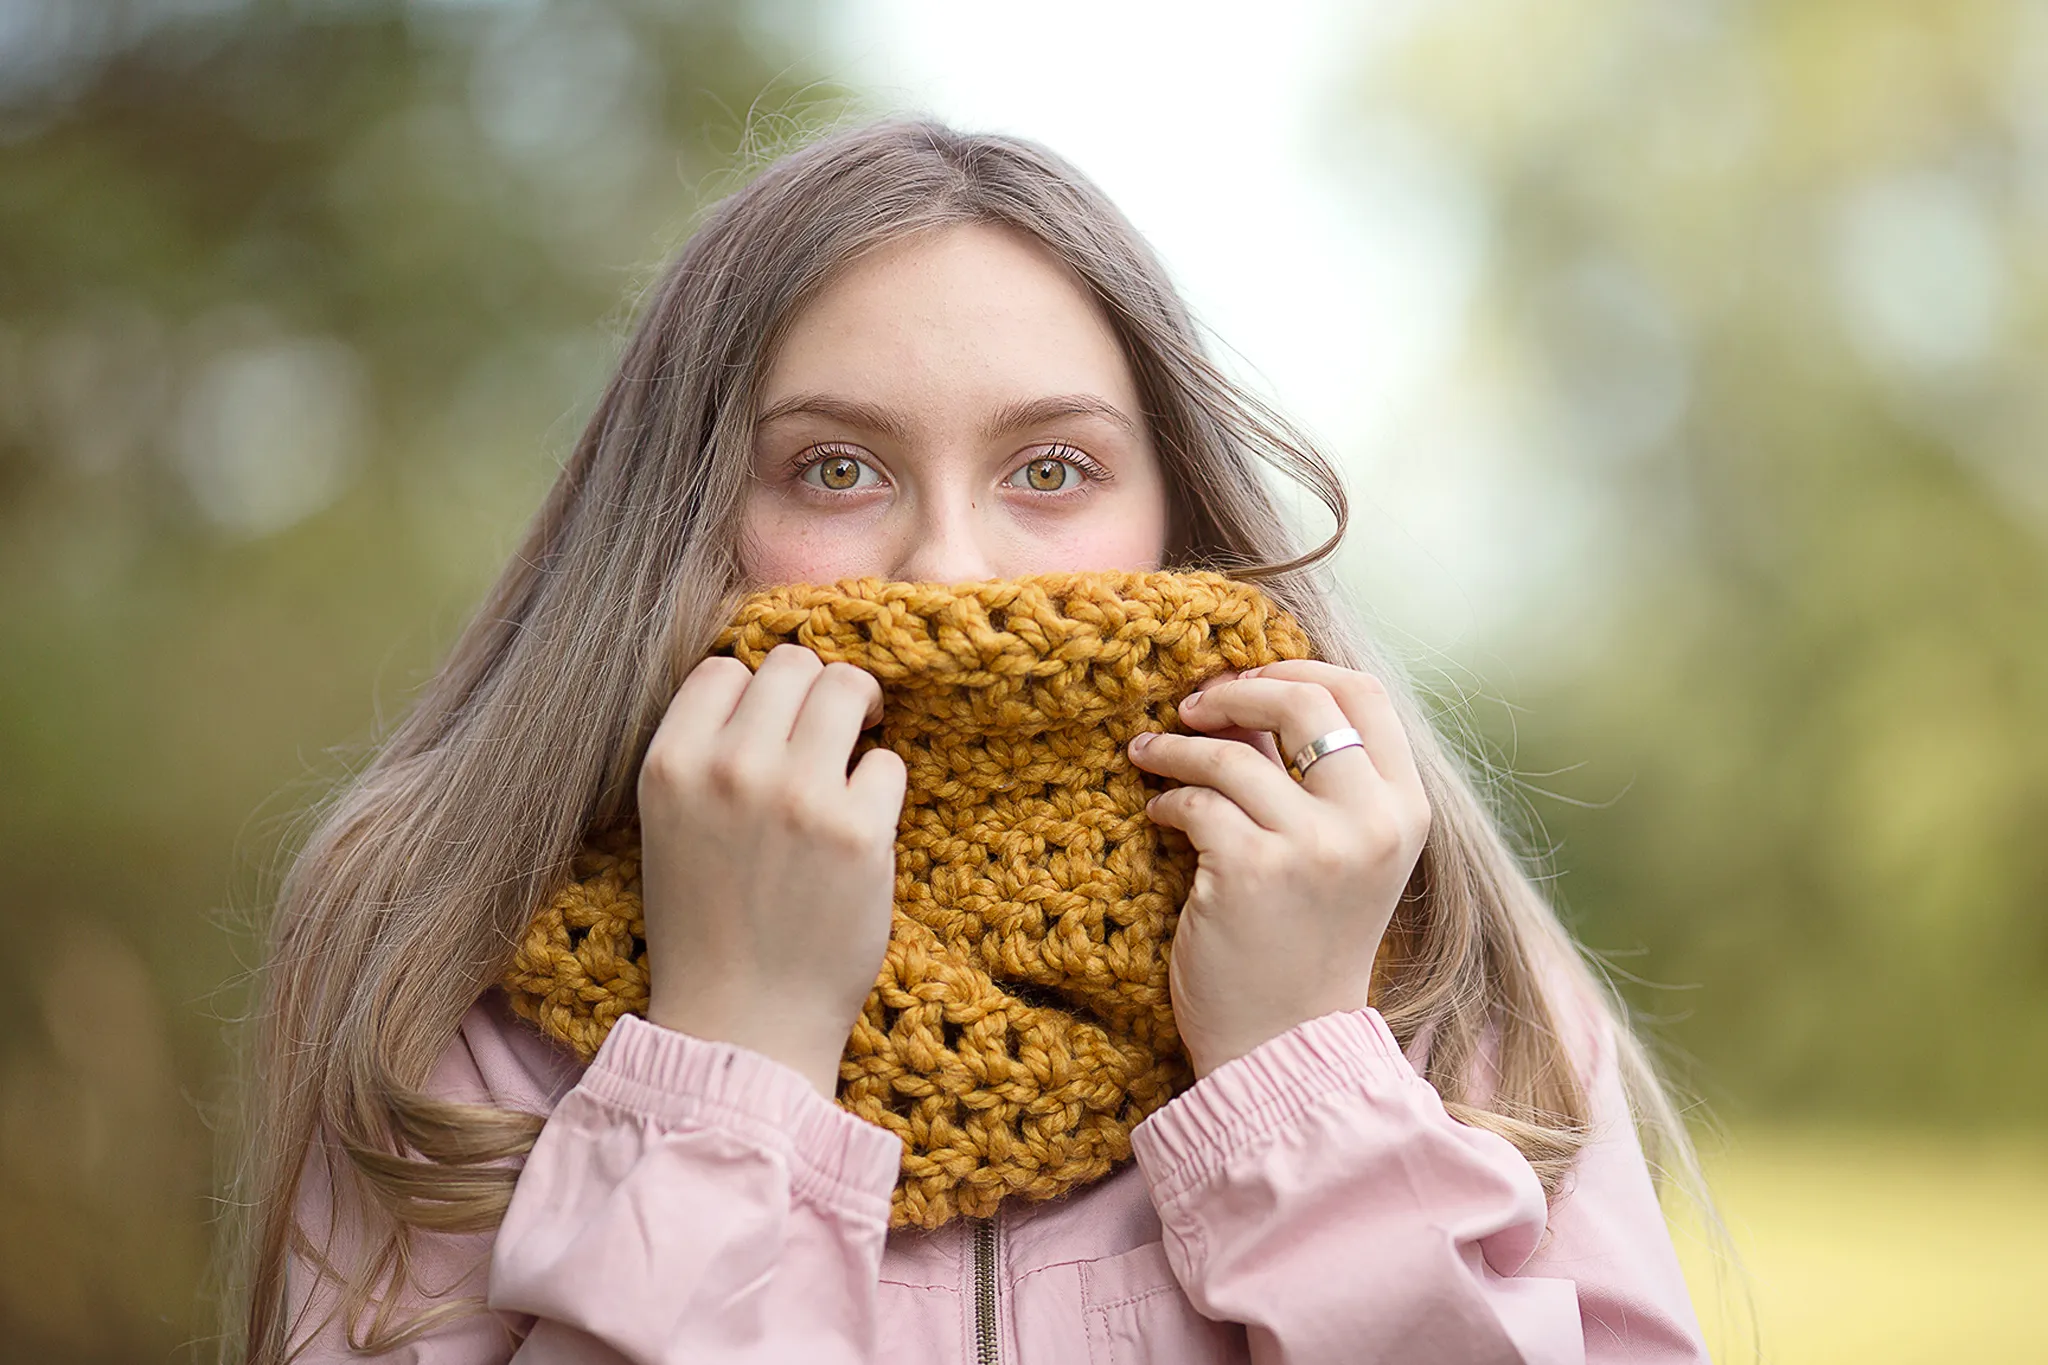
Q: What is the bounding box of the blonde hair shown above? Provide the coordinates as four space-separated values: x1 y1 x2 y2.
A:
216 115 1756 1362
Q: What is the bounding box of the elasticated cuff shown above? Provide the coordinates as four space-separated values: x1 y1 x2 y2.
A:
1130 1007 1415 1208
579 1012 903 1222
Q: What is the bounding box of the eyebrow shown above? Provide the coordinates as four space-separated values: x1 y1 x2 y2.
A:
755 392 1139 442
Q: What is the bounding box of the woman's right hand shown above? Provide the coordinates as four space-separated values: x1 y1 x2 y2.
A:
637 643 907 1099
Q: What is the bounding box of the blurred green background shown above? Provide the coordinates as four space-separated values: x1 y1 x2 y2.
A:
1 2 2042 1361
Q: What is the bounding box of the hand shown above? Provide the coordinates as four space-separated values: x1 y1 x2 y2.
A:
1126 659 1432 1079
637 643 907 1099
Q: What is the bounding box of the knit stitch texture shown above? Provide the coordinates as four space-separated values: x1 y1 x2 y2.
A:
502 568 1394 1229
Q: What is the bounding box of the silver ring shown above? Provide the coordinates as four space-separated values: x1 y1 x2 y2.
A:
1289 726 1364 780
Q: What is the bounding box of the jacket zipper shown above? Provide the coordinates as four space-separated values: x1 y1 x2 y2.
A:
971 1213 1001 1365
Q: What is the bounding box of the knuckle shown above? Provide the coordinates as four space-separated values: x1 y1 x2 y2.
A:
771 781 863 845
1303 827 1354 876
766 777 817 825
1189 741 1235 782
815 808 879 857
639 740 685 794
765 641 822 670
1231 741 1278 776
1279 678 1338 720
692 654 749 682
1367 816 1427 872
1362 814 1407 859
818 660 875 696
702 749 766 803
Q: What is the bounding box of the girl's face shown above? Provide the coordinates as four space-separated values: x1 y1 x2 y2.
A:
740 221 1173 587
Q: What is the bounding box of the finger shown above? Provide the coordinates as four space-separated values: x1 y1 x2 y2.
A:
1241 659 1424 800
787 662 886 780
845 744 907 828
1143 779 1265 855
1129 731 1309 831
1184 670 1288 770
721 642 826 749
657 654 754 749
1206 723 1286 770
1176 676 1373 794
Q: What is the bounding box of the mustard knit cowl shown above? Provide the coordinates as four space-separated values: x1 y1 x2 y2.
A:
502 568 1385 1230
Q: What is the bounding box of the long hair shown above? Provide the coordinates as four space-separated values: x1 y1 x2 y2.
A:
217 115 1751 1361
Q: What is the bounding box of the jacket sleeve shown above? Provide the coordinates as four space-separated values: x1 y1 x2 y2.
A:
284 1006 902 1363
1127 1000 1711 1365
487 1012 903 1363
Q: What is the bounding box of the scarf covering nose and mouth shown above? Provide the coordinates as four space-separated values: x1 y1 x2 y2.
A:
503 567 1398 1230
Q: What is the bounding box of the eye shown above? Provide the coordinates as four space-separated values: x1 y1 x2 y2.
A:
793 446 882 492
1006 443 1109 495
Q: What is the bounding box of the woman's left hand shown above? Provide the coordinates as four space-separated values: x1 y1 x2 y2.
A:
1127 659 1433 1079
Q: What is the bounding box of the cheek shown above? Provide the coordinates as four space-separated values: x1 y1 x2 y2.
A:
1072 495 1170 566
737 496 883 585
1090 525 1163 568
1009 504 1167 575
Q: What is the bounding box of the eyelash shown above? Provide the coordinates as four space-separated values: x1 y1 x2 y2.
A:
786 442 1113 497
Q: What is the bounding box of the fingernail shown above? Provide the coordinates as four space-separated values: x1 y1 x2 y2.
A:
1181 691 1202 708
1129 732 1153 752
1241 666 1262 678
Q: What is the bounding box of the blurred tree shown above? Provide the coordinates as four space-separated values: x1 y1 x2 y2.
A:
0 1 841 1360
1336 0 2048 1124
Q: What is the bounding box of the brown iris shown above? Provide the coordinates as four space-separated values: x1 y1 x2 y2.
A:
818 455 860 489
1023 456 1066 490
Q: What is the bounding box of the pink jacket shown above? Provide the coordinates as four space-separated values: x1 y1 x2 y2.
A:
288 985 1710 1363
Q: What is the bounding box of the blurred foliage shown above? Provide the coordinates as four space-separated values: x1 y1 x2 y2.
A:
1343 0 2048 1125
0 1 839 1360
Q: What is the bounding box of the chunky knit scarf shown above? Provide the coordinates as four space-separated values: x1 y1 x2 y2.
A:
503 568 1390 1230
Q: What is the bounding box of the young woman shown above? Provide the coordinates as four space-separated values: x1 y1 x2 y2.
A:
222 117 1741 1363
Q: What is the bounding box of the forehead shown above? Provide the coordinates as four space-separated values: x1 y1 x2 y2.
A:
757 221 1144 418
